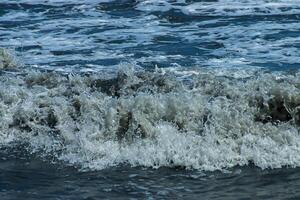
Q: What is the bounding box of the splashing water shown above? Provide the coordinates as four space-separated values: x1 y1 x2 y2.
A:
1 60 299 171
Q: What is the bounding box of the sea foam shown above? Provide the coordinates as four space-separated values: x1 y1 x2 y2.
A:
0 62 300 171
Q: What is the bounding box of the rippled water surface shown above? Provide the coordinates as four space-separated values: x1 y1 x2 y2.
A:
2 148 300 200
1 0 300 71
1 0 300 199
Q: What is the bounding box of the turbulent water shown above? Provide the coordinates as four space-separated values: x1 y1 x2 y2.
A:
1 62 300 171
1 0 300 71
1 0 300 199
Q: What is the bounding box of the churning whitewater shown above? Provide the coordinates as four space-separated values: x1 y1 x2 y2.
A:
0 50 300 171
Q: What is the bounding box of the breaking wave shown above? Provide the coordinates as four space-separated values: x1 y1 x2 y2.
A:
0 48 20 69
1 58 300 171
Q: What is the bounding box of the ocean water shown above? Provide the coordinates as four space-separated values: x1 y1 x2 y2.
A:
1 0 300 199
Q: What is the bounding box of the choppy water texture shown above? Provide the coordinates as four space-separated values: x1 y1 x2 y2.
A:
1 0 300 199
1 0 300 71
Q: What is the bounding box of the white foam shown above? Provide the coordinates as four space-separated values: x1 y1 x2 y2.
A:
182 0 300 16
1 66 300 171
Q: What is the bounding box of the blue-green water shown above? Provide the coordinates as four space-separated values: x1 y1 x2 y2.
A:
1 1 300 199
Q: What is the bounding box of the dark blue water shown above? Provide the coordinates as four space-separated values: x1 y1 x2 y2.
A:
1 0 300 199
2 148 300 200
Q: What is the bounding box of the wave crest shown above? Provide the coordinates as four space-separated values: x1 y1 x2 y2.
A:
1 66 300 171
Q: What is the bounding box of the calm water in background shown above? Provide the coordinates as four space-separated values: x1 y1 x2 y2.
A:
1 1 300 199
